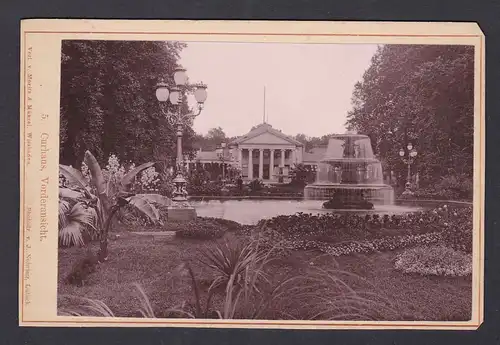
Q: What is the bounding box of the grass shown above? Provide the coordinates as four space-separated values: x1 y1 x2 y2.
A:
58 228 472 321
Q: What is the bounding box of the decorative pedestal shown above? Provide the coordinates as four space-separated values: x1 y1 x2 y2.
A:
166 172 198 221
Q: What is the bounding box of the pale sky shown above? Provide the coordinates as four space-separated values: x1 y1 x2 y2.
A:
179 42 379 138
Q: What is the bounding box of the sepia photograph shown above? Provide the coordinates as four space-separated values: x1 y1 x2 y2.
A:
56 39 476 321
19 20 484 328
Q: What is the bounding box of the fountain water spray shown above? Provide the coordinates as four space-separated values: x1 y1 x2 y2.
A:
304 132 394 210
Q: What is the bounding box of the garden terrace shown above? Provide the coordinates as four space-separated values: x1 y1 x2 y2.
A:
58 205 472 321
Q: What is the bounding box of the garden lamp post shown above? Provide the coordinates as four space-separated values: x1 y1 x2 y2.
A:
216 142 229 194
399 142 418 195
155 67 208 220
216 142 227 181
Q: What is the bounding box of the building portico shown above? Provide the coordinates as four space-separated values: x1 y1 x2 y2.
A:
229 123 304 182
187 122 324 184
236 146 298 181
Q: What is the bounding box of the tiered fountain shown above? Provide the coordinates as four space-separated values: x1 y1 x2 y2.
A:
304 131 394 210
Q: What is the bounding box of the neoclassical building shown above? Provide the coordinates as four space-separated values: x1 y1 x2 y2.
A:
186 123 325 183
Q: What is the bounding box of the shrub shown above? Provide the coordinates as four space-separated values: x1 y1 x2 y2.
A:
394 245 472 277
175 219 226 240
248 179 264 193
176 222 224 240
403 174 473 201
199 217 242 232
435 174 473 200
187 180 224 196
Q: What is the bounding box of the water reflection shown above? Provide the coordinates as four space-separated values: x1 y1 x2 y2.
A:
191 199 422 225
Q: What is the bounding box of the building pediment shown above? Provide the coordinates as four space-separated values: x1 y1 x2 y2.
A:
230 123 303 147
240 131 297 145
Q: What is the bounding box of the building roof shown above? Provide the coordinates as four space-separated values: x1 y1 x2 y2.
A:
229 123 303 147
193 149 232 162
196 151 219 161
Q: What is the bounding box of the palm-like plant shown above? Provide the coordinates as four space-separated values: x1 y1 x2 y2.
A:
198 239 269 293
58 199 98 247
59 150 171 258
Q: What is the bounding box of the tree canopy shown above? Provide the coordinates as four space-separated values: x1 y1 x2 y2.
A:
60 40 196 168
192 127 240 151
346 44 474 186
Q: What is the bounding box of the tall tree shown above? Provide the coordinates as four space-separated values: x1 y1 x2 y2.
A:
60 40 196 167
346 44 474 186
207 127 227 141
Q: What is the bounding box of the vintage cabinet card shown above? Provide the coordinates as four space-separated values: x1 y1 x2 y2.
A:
19 19 484 329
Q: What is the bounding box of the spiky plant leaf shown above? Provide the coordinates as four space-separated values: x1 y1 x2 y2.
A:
59 222 85 247
127 195 160 224
133 283 156 318
58 199 71 229
120 162 155 190
133 193 171 206
59 165 92 199
59 295 115 317
59 202 96 247
84 150 111 210
59 187 85 199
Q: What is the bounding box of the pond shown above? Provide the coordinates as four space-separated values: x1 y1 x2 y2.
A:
190 199 427 225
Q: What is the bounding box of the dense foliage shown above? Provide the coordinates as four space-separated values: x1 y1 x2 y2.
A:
346 45 474 189
192 127 239 151
59 151 170 249
293 134 335 152
404 174 474 201
60 40 196 167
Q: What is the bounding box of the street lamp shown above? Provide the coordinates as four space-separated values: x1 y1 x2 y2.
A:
216 142 228 180
216 142 230 194
155 67 208 220
399 143 418 195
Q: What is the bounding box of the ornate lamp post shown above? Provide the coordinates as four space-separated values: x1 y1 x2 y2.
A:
216 142 227 180
155 67 207 220
216 142 230 194
399 142 418 195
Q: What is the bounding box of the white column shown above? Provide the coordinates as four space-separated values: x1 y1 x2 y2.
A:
291 149 296 166
259 148 264 179
270 149 275 180
248 149 253 179
280 149 285 167
238 148 243 170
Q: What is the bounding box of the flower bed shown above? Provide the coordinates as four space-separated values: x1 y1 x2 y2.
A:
253 205 472 257
394 245 472 277
252 227 443 257
125 217 241 240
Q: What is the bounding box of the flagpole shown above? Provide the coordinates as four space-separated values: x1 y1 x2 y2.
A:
263 86 266 123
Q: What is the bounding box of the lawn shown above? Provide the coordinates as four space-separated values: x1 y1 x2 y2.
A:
58 226 472 321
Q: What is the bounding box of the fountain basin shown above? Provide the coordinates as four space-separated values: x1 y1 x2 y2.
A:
303 132 395 210
190 199 425 225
